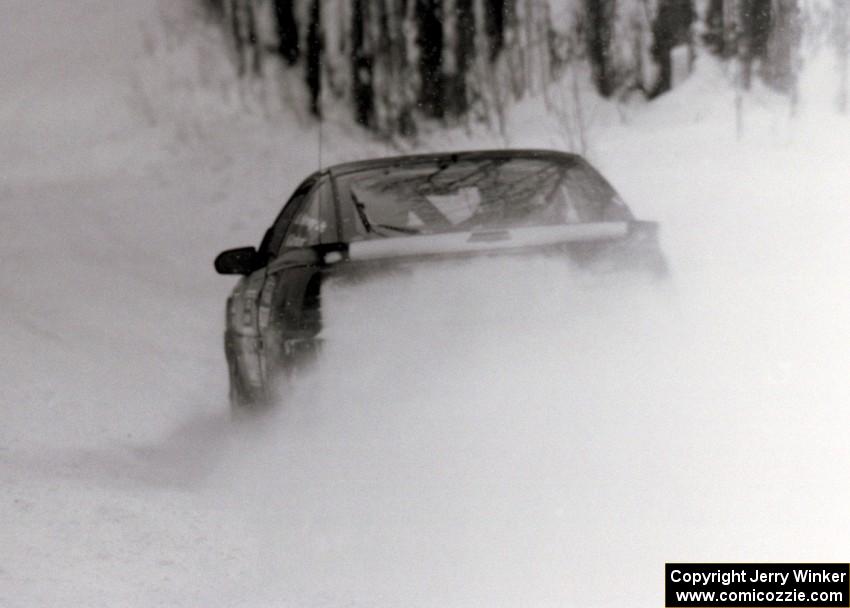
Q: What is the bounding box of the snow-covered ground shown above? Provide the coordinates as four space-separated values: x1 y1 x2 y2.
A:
2 2 850 606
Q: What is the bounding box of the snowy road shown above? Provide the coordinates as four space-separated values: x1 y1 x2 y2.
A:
3 2 850 606
3 115 850 606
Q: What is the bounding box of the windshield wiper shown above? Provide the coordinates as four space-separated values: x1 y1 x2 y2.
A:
351 191 374 233
374 223 421 235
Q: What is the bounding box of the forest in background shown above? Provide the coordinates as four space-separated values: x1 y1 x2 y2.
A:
200 0 849 137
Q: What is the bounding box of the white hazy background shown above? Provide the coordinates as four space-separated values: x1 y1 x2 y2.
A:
2 1 849 607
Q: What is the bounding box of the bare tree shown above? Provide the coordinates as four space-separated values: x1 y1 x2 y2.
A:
585 0 618 96
416 0 445 118
649 0 695 97
739 0 771 88
273 0 300 65
305 0 322 116
704 0 728 54
201 0 839 138
352 0 375 126
228 0 263 77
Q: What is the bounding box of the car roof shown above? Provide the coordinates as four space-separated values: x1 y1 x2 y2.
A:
325 148 583 177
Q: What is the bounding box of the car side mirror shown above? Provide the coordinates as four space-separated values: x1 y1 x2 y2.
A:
214 247 261 275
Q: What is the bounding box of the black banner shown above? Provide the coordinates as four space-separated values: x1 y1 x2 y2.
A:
666 564 850 608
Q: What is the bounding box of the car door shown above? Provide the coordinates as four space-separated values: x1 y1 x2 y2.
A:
225 176 321 394
258 176 338 373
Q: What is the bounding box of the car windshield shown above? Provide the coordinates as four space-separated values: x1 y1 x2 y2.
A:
335 156 632 239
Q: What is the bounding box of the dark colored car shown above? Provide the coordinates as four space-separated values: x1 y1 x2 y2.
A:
215 149 666 409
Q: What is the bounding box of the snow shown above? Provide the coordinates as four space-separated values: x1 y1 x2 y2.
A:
2 2 850 607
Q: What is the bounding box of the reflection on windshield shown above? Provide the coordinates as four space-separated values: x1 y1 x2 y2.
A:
338 157 632 239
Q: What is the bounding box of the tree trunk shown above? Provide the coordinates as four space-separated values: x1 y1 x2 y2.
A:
352 0 374 126
739 0 771 89
763 0 800 96
484 0 507 60
273 0 299 65
230 0 262 77
585 0 616 97
704 0 727 55
416 0 445 118
445 0 475 116
306 0 322 116
650 0 695 98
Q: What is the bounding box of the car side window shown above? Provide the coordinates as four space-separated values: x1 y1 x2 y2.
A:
279 179 337 252
260 179 317 260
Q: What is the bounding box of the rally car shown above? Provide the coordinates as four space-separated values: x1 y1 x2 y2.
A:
215 149 666 409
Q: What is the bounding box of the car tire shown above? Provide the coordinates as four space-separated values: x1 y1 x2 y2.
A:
226 337 268 414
